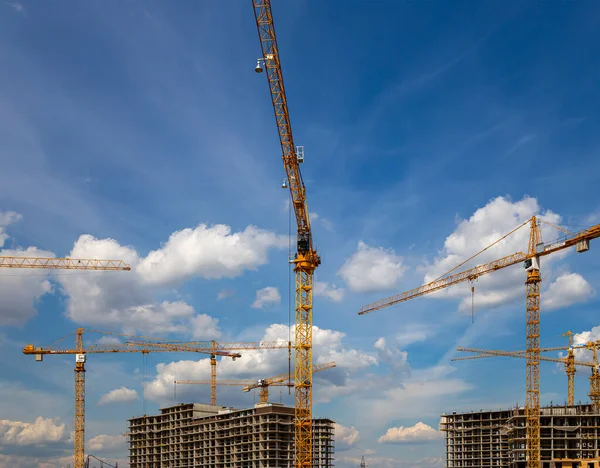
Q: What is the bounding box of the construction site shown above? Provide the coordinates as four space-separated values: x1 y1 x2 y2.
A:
441 404 600 468
128 403 334 468
3 2 600 468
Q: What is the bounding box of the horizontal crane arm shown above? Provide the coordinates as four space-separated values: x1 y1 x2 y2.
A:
359 252 527 315
175 379 255 386
455 347 593 367
23 343 241 358
0 257 131 270
359 221 600 315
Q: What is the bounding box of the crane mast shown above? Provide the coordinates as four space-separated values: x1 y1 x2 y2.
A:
252 2 321 467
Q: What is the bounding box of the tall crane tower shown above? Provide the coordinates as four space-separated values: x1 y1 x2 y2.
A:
252 2 321 466
359 216 600 468
175 361 336 404
23 329 241 468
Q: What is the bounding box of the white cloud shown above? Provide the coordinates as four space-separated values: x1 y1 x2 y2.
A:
4 1 24 13
48 222 284 334
310 212 334 232
0 417 68 446
56 235 223 337
420 196 571 313
190 314 221 340
217 288 235 301
0 211 22 247
87 434 126 453
251 286 281 309
395 323 434 347
0 210 55 326
97 336 121 345
334 423 360 450
145 323 376 403
314 281 345 302
378 422 443 444
338 241 407 293
544 273 595 311
136 224 287 286
374 338 410 375
98 387 138 405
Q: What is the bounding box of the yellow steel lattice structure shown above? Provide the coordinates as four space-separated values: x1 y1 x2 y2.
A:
455 344 600 409
0 256 130 270
176 361 336 404
132 340 291 405
23 329 240 468
252 2 321 467
359 216 600 468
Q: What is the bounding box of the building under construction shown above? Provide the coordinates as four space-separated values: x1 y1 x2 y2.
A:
128 402 334 468
440 403 600 467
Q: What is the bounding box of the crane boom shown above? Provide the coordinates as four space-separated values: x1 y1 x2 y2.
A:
359 223 600 315
23 342 241 357
252 2 321 467
0 256 130 270
252 2 311 243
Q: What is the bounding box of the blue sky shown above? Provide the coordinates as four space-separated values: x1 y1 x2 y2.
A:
1 1 600 467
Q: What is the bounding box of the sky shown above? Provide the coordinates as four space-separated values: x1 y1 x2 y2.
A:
0 0 599 467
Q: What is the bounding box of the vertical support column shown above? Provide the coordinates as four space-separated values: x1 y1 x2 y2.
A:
294 262 313 468
210 354 217 406
74 328 86 468
526 269 541 468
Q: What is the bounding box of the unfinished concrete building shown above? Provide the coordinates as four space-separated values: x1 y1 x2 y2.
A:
128 402 334 468
440 403 600 468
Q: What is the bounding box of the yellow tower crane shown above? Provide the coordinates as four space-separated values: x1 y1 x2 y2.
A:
175 361 336 404
359 216 600 468
453 345 599 408
136 340 292 406
252 2 321 466
22 329 241 468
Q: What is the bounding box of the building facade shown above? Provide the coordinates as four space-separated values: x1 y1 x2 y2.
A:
128 402 334 468
441 404 600 468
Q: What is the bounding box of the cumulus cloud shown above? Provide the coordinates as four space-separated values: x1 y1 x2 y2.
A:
419 196 577 313
145 323 376 404
136 224 287 285
190 314 221 340
52 223 285 335
87 434 126 453
374 338 410 375
55 234 225 337
0 212 55 326
0 417 68 446
335 423 360 450
544 273 595 311
314 281 345 302
378 422 443 444
217 288 235 301
338 241 407 293
0 211 22 247
251 287 281 309
98 387 138 405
